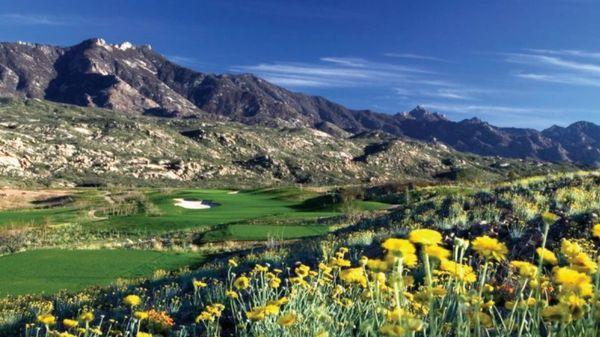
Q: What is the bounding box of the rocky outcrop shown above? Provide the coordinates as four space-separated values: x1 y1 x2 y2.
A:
0 39 599 166
0 99 560 186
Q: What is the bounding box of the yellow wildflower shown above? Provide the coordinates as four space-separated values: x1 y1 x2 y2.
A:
226 290 239 299
246 308 266 321
277 312 297 327
536 247 558 265
561 294 587 319
62 319 78 329
79 311 94 322
233 276 250 290
571 252 598 274
409 229 443 245
380 323 405 337
193 278 207 288
561 240 582 260
472 235 508 261
366 258 389 272
37 314 56 326
554 267 594 297
424 245 450 260
340 267 367 288
123 295 142 307
295 264 311 278
57 332 77 337
269 277 282 288
382 238 416 257
510 260 538 279
439 259 477 283
264 304 280 315
593 224 600 238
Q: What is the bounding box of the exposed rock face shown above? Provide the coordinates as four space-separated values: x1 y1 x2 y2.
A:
542 122 600 166
0 39 599 165
0 99 560 186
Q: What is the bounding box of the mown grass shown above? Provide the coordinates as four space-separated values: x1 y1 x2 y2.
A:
0 249 204 296
0 207 81 229
0 188 388 235
102 189 382 234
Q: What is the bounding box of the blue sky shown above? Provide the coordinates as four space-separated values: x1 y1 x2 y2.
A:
1 0 600 129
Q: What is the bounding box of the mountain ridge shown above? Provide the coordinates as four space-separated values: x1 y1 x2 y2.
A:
0 38 598 166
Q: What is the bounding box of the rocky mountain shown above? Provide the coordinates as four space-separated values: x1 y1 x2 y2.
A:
0 38 394 130
388 107 573 163
542 122 600 166
0 99 564 187
0 38 598 166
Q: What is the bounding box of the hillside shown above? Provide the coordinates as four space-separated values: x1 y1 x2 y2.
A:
0 39 599 166
0 99 563 187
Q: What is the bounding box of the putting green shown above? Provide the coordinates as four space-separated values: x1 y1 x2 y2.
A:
0 249 204 296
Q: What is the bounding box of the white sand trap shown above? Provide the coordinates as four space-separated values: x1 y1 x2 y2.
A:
227 191 239 194
173 198 212 209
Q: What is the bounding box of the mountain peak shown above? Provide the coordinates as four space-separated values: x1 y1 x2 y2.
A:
74 38 146 52
0 38 599 166
396 105 448 121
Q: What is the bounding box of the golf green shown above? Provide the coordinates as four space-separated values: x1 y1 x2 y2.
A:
0 249 204 296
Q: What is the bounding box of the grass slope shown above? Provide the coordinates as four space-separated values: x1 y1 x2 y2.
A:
104 189 342 233
0 249 204 296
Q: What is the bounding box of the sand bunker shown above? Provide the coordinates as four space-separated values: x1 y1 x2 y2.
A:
227 191 239 194
173 198 213 209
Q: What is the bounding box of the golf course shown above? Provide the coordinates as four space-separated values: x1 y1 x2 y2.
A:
0 187 388 296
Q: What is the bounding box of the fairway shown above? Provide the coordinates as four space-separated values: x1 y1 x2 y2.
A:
0 249 204 296
104 189 344 233
0 188 390 239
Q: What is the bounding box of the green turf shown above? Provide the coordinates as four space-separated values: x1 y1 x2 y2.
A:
0 249 204 296
202 223 331 241
0 188 389 239
103 189 341 233
0 207 78 228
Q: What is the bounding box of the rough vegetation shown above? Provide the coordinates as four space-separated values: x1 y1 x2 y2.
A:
0 170 599 337
0 98 564 187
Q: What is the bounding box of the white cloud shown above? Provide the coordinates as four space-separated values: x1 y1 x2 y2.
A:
384 53 447 62
395 87 488 101
232 56 453 91
515 73 600 87
507 49 600 88
421 102 570 128
0 13 74 26
526 48 600 60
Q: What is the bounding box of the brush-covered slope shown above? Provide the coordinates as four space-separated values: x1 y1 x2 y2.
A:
1 39 599 166
0 99 563 187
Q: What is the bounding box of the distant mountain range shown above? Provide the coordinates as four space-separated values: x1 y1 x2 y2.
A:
0 38 598 166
